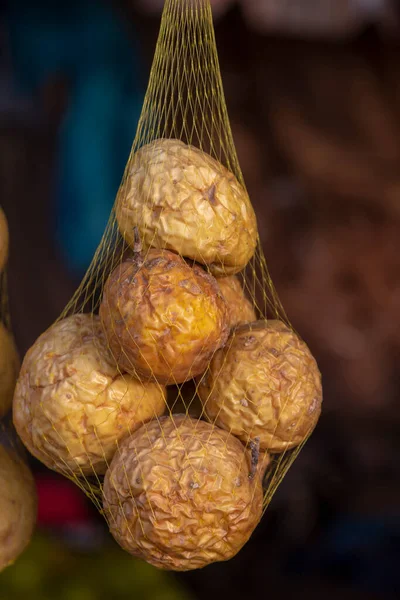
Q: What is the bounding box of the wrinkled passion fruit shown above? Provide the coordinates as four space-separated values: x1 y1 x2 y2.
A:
197 320 322 452
0 444 37 572
115 139 257 275
99 248 229 384
0 207 9 274
103 415 263 571
216 275 256 328
0 323 19 419
13 314 166 475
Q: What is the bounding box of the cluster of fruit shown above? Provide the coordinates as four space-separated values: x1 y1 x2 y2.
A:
0 208 36 574
12 139 322 571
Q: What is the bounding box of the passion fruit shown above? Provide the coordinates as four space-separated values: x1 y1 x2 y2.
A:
0 207 9 274
0 443 37 572
99 247 229 384
115 138 257 275
216 275 256 328
103 415 263 571
13 314 166 476
0 323 20 419
197 320 322 452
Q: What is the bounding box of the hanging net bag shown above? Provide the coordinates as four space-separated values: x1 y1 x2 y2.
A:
0 206 37 572
12 0 322 571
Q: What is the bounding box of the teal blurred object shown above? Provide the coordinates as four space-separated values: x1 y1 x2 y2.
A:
0 532 193 600
5 0 144 276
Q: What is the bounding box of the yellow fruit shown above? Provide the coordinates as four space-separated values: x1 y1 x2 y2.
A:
0 444 37 572
115 139 257 275
13 314 166 476
258 450 272 483
0 323 20 419
99 249 229 384
103 415 263 571
0 207 9 274
197 320 322 452
216 275 256 328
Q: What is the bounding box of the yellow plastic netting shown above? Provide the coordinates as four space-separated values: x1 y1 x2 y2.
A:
12 0 322 572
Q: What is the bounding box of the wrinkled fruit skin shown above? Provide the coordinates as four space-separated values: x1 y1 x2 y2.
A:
257 450 272 483
100 250 229 384
198 320 322 452
0 444 37 572
0 323 20 419
115 139 257 275
216 275 256 328
13 314 166 476
103 415 263 571
0 207 9 274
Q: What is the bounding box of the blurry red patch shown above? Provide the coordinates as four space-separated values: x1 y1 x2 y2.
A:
35 474 92 526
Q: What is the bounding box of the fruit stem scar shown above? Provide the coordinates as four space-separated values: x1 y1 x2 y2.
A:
132 226 144 268
206 183 217 205
248 437 260 480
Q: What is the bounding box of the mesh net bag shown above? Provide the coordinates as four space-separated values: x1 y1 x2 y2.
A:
0 206 37 573
12 0 322 571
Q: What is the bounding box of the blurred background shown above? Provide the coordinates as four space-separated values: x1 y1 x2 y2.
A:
1 0 400 598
